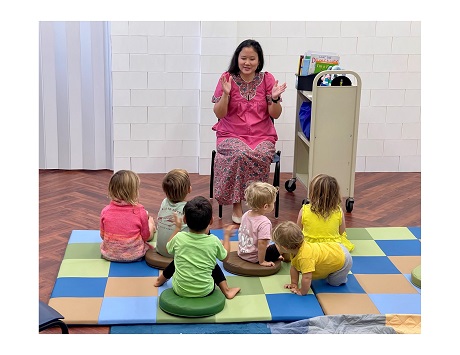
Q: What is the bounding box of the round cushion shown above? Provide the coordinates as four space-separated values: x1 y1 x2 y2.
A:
145 249 172 269
159 288 225 318
223 251 281 277
411 265 421 288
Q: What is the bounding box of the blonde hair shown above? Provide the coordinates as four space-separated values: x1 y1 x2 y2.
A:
272 221 304 250
162 169 191 203
108 170 140 205
308 174 342 219
244 181 278 211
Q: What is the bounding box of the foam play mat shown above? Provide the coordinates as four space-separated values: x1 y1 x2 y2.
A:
48 227 421 325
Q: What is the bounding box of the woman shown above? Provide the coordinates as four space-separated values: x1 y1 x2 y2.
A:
212 39 287 224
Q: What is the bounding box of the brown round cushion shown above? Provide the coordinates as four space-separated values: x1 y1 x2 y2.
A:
145 249 173 269
223 251 281 276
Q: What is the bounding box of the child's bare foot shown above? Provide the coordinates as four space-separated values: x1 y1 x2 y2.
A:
223 287 241 299
218 281 241 299
154 274 168 287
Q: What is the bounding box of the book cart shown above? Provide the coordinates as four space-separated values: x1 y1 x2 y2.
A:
285 70 362 212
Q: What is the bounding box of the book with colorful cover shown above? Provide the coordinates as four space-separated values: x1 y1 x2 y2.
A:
307 52 340 75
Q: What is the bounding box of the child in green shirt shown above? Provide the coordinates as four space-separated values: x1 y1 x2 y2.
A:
154 196 240 299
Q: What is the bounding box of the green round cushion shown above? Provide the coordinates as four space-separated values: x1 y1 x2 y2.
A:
223 251 281 277
159 288 225 318
145 249 172 270
411 265 421 288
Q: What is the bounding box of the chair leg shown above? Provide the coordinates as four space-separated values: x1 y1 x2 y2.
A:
210 150 216 199
219 205 222 219
39 319 69 334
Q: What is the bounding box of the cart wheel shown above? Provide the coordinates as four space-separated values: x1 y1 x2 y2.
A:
285 178 297 192
346 198 354 213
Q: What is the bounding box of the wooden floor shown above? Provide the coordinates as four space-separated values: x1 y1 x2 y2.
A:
39 170 421 334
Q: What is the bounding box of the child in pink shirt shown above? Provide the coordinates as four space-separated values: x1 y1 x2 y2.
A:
100 170 156 262
237 181 283 266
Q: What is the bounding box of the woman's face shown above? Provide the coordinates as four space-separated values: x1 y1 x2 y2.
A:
238 46 259 77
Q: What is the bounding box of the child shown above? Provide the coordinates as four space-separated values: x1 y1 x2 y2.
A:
237 181 282 267
271 221 353 296
297 174 354 252
100 170 156 262
155 169 191 258
154 196 240 300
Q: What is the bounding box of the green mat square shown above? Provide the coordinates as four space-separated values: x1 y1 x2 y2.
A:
277 261 292 275
57 258 111 277
346 228 373 240
215 294 271 323
366 227 417 240
63 243 102 259
349 240 386 256
226 276 264 296
259 274 314 295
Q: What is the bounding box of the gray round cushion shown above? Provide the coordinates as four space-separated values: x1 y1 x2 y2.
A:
223 251 281 276
159 288 225 318
145 249 172 270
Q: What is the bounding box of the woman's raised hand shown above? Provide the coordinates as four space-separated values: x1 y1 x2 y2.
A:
272 80 287 99
221 74 231 95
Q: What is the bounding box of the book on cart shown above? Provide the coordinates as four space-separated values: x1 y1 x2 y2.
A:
303 51 340 75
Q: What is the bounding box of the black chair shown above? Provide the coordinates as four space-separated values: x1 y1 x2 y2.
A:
39 300 69 333
210 149 281 219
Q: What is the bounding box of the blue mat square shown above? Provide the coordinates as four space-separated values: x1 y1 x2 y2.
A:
408 226 421 239
68 230 102 243
351 256 401 274
266 293 324 321
211 229 239 241
50 277 107 297
108 259 159 277
368 293 421 314
99 296 158 324
311 274 365 294
376 240 421 256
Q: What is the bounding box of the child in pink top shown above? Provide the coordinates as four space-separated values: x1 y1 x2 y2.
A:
100 170 156 262
237 181 283 266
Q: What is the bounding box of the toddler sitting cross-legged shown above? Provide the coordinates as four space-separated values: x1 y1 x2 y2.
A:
154 196 240 299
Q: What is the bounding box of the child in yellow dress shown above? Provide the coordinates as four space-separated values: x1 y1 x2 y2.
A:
297 174 354 252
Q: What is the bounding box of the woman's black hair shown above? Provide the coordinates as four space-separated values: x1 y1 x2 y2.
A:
228 39 264 75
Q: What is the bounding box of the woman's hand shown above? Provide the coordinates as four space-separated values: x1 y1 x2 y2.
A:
271 80 287 100
221 75 231 96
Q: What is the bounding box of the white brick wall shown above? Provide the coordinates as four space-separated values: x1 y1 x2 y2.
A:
110 20 421 174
